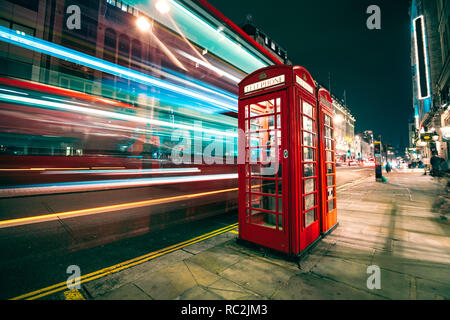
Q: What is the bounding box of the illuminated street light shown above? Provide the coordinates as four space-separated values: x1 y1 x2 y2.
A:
155 0 171 14
136 16 151 32
334 114 344 124
135 13 186 72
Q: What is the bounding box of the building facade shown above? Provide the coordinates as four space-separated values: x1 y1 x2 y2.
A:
331 94 356 162
410 0 450 165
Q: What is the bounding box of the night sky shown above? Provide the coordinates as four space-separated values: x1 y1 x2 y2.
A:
208 0 412 148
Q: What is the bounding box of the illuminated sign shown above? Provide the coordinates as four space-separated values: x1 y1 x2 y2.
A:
420 133 432 141
295 75 314 94
413 15 431 100
244 75 285 93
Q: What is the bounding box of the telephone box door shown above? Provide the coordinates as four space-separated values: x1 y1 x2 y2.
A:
295 85 321 252
238 90 289 253
317 88 337 234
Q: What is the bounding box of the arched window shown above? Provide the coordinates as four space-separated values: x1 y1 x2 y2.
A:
103 28 117 63
131 39 142 71
118 34 130 67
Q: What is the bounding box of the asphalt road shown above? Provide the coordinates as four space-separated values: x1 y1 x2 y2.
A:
0 166 373 300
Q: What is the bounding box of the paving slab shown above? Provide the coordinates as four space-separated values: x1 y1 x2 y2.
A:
272 273 379 300
134 261 197 300
207 278 261 300
96 283 152 300
187 245 245 275
175 285 222 300
219 257 295 298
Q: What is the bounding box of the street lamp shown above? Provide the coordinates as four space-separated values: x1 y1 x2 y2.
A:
136 16 151 32
334 114 344 124
155 0 171 14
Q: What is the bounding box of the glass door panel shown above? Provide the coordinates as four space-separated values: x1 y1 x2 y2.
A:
244 95 283 232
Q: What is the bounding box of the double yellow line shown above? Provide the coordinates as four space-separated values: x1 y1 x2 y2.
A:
11 222 238 300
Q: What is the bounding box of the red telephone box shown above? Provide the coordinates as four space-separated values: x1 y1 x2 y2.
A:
237 65 322 257
317 88 338 235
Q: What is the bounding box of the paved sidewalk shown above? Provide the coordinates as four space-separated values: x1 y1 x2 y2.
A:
82 172 450 300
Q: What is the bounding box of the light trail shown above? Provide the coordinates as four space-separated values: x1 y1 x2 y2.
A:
177 50 241 83
0 26 238 112
0 185 238 229
41 168 201 175
0 93 238 138
0 173 238 199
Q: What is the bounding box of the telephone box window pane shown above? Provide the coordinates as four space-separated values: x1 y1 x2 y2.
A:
303 116 313 132
326 138 333 150
278 215 283 230
249 130 280 148
248 133 259 147
250 195 277 212
303 101 313 117
304 147 314 161
328 187 335 200
276 114 281 129
261 179 277 195
249 149 260 162
250 164 262 175
327 163 334 174
328 200 335 211
304 209 315 228
251 210 277 229
304 178 315 194
326 151 333 162
246 193 259 207
278 197 283 213
327 175 334 186
325 115 331 126
250 99 275 115
251 178 264 190
261 165 279 176
325 127 332 138
304 163 315 177
303 132 314 147
245 105 249 118
277 181 283 195
304 194 315 211
250 115 275 130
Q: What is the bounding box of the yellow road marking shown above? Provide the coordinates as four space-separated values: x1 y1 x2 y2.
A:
229 230 239 234
0 187 238 229
11 222 238 300
63 289 85 300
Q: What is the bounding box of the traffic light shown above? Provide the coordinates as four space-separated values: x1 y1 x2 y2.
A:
374 141 382 155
